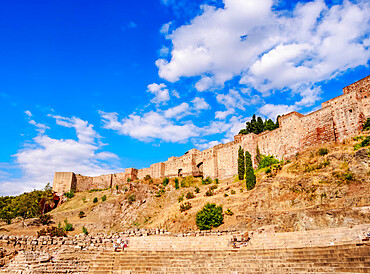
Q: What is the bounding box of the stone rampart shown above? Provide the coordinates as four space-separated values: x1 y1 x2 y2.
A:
53 76 370 193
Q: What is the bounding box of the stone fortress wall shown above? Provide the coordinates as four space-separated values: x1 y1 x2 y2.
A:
53 76 370 194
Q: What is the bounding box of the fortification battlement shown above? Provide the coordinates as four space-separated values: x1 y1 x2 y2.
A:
53 76 370 194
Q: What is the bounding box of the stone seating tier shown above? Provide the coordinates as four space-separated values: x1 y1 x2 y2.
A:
88 243 370 273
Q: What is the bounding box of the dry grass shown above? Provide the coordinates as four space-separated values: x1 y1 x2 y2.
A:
1 132 369 235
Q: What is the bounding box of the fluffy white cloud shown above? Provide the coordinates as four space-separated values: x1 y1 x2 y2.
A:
192 97 210 110
147 83 170 104
0 115 119 196
100 110 200 143
157 0 370 102
171 89 180 98
258 104 297 120
25 110 32 117
195 76 214 92
215 89 262 119
164 102 190 119
195 140 220 150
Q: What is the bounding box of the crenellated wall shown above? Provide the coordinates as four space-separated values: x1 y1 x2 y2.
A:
53 76 370 193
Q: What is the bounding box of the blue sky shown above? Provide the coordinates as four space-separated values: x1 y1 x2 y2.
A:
0 0 369 196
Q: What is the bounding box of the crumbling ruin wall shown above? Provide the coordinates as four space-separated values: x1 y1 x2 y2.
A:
53 76 370 192
52 172 76 194
137 167 152 180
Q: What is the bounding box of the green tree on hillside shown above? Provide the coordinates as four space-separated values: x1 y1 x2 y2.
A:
196 203 224 230
239 114 280 135
238 146 245 180
245 151 256 190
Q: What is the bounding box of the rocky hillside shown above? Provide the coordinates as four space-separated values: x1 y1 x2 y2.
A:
1 132 369 236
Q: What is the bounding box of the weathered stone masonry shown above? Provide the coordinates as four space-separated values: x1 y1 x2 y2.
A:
53 76 370 194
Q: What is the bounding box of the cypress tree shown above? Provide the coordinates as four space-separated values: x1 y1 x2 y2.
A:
245 151 256 190
255 145 261 165
256 117 264 134
276 115 281 128
238 146 245 180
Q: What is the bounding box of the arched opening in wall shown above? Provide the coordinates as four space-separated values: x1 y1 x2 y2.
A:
195 162 203 177
178 169 183 177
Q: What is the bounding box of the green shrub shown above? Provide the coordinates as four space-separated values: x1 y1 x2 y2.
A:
181 176 194 188
156 187 165 197
318 148 329 156
196 203 223 230
144 174 151 181
37 226 66 237
39 214 52 225
363 118 370 131
178 194 184 202
225 209 234 216
93 197 98 203
102 195 106 202
258 155 279 169
65 190 74 199
180 202 192 212
201 177 212 185
194 186 200 193
210 184 218 190
205 188 214 196
127 178 132 182
265 168 271 174
115 185 119 190
174 178 179 189
163 177 169 186
215 178 219 184
354 136 370 150
231 190 236 195
63 219 73 231
127 194 136 204
224 193 228 197
82 226 88 235
344 172 354 181
78 211 85 218
186 192 194 199
82 196 86 202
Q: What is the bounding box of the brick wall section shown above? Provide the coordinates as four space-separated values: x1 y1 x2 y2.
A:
53 76 370 193
74 175 93 192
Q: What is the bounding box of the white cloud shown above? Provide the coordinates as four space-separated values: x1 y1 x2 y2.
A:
195 76 213 92
215 89 262 119
0 115 119 196
29 120 50 134
159 46 170 57
215 108 235 120
195 140 220 150
164 102 190 119
160 22 172 35
258 104 297 120
192 97 210 110
157 0 370 103
100 111 200 143
171 89 180 98
147 83 170 104
25 110 32 117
